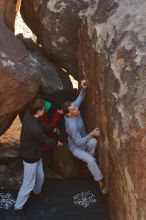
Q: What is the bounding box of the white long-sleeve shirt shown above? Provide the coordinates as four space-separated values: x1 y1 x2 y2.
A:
64 89 92 152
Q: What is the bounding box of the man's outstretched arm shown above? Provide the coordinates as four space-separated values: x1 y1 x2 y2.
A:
73 80 88 108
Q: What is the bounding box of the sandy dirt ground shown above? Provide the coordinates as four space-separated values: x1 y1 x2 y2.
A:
0 117 21 148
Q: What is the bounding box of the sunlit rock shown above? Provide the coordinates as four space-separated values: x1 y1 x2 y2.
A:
21 0 94 78
78 0 146 219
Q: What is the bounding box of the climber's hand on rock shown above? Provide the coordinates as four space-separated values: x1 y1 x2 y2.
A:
81 79 88 90
90 128 100 137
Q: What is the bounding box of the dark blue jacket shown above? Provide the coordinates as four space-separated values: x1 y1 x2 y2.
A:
20 111 57 163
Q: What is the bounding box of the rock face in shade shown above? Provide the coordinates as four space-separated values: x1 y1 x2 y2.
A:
20 0 94 78
78 1 146 220
52 145 90 179
0 0 21 31
0 23 65 135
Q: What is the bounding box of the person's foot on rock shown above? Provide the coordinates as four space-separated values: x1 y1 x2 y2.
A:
99 184 109 195
98 180 109 196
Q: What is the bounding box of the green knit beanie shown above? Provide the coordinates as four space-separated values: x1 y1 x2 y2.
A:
44 100 52 111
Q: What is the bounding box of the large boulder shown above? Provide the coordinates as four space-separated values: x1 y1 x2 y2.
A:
20 0 94 78
17 35 72 94
0 23 64 135
0 0 21 31
78 0 146 219
0 22 40 134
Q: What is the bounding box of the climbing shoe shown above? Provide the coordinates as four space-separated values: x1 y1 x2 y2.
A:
99 185 109 195
98 181 109 195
